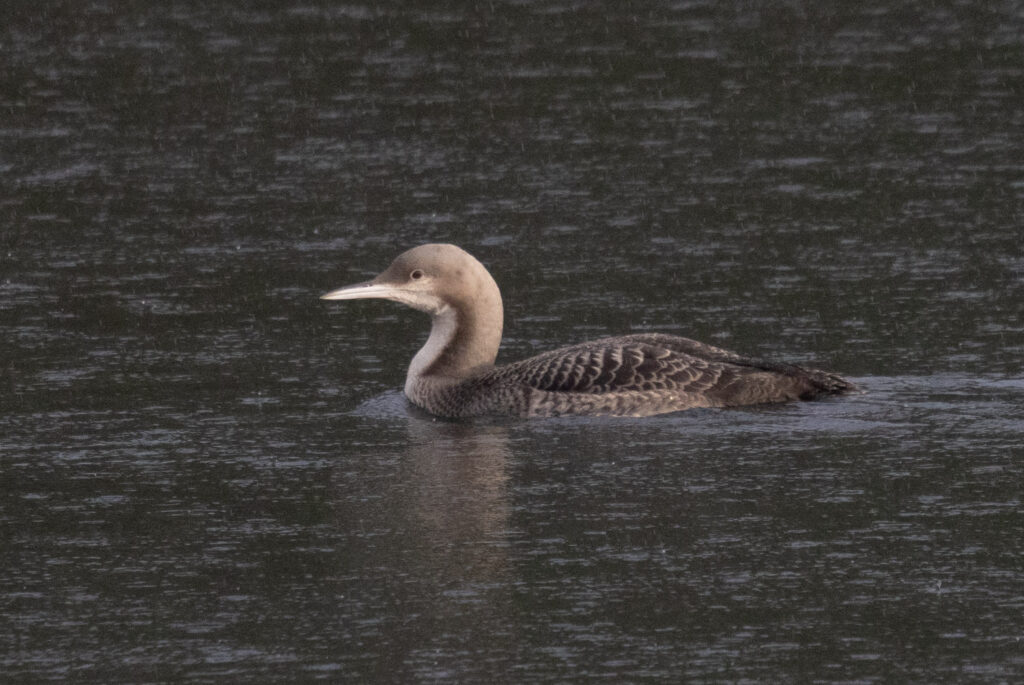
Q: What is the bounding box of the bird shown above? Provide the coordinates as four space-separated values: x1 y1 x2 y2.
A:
321 243 857 418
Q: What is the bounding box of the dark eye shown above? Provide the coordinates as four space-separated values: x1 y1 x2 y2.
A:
410 269 424 280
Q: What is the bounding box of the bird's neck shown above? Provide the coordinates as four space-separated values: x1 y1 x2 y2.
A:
406 298 503 388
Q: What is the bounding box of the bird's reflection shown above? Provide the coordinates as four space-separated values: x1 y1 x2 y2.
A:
331 415 517 677
401 419 513 574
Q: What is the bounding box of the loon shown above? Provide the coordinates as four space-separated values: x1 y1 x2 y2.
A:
321 243 856 418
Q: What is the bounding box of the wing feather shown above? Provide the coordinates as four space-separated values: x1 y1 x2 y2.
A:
502 335 747 396
474 332 855 414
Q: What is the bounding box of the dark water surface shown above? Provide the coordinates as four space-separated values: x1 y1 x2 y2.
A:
3 1 1024 681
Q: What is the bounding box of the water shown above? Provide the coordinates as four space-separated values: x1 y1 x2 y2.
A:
3 1 1023 681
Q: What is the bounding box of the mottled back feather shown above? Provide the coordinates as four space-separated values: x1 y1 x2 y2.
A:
475 333 856 416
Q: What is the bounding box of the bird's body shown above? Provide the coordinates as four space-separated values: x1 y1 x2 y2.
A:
322 244 856 418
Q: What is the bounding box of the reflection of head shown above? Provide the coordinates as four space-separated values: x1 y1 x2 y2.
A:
404 421 512 551
329 421 515 680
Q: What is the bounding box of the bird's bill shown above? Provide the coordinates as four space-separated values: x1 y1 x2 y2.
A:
320 281 402 301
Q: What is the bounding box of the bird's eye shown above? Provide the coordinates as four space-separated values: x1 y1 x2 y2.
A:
410 269 424 280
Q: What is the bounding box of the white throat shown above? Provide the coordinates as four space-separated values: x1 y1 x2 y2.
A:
405 304 457 394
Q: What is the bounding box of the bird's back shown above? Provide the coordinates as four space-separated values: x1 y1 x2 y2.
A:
424 333 856 418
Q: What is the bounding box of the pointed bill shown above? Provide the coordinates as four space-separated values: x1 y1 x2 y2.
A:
320 281 402 301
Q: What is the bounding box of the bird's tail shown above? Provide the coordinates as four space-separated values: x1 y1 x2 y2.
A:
805 369 859 397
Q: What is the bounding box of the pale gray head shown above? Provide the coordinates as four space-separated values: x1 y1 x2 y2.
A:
322 243 505 376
